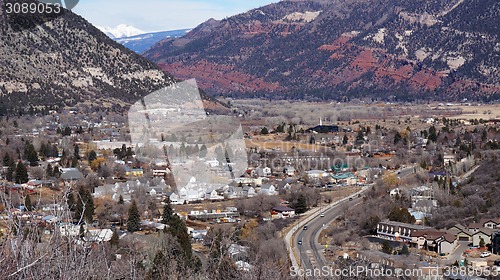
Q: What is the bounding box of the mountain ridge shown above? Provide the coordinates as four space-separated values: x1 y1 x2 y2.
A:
0 0 174 115
97 24 145 39
144 0 500 102
115 29 191 54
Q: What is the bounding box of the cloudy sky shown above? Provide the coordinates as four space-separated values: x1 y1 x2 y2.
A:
73 0 277 32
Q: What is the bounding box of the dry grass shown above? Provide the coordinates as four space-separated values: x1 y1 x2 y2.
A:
447 104 500 120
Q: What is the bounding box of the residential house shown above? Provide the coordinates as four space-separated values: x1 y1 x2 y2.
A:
60 168 84 181
205 189 224 200
243 186 256 198
152 168 170 177
227 186 243 199
443 154 455 166
410 229 457 255
472 229 493 247
84 229 114 243
270 205 295 219
283 166 296 176
447 221 497 246
191 229 208 241
168 192 181 204
124 166 143 177
447 224 473 242
259 184 276 196
148 186 165 197
228 244 249 261
377 221 431 242
389 188 402 197
306 170 329 179
206 159 219 168
178 187 205 202
479 218 500 229
409 210 428 224
413 200 437 213
234 177 264 186
255 166 272 177
140 220 166 231
332 172 359 185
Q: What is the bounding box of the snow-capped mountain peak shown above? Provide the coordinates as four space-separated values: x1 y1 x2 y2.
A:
98 24 144 39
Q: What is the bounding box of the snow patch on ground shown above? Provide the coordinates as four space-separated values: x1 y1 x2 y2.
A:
98 24 144 39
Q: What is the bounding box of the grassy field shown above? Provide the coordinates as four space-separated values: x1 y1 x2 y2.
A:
447 104 500 120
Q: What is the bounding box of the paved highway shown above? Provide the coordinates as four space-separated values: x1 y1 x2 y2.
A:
293 189 367 272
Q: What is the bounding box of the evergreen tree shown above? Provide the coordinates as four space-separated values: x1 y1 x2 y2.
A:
85 191 94 223
199 144 207 158
342 134 348 145
87 150 97 162
63 126 71 136
6 160 15 182
127 200 141 232
24 195 33 211
192 144 199 158
428 126 438 142
168 214 192 259
381 240 393 254
2 153 10 166
73 145 80 159
356 130 364 141
260 127 269 135
74 188 94 224
161 198 174 224
52 165 60 178
294 194 308 214
401 244 410 255
110 229 119 247
71 157 78 168
15 161 29 184
79 224 85 240
148 251 167 279
46 163 53 178
394 132 402 145
24 143 38 166
67 192 76 212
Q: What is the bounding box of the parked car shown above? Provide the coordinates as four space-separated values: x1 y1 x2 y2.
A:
480 251 491 258
298 240 302 245
320 213 325 217
349 197 353 201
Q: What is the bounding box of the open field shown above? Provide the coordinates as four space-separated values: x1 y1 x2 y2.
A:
231 100 499 130
447 104 500 120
